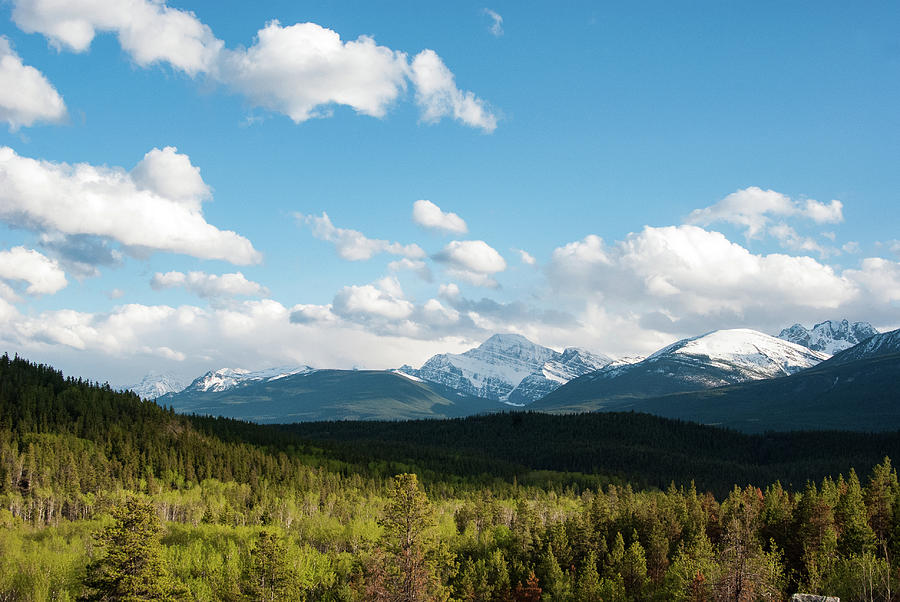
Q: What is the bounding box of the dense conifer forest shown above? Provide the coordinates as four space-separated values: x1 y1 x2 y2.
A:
2 353 900 600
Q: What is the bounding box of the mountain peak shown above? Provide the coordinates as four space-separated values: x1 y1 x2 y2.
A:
777 319 878 354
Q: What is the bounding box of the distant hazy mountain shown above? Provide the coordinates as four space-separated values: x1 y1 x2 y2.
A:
162 369 499 423
822 327 900 366
403 333 613 404
777 319 878 354
531 329 828 413
128 371 186 399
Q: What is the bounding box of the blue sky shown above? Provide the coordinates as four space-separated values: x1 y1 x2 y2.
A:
0 0 898 385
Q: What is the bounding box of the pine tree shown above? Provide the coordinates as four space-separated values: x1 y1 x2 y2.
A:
242 530 293 601
81 495 185 600
374 473 449 602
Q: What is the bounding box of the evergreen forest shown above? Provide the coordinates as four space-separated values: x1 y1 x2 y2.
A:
2 353 900 601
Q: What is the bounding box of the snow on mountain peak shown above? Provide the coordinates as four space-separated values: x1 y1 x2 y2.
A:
648 328 828 377
127 371 187 399
777 319 878 354
187 365 314 393
409 333 614 403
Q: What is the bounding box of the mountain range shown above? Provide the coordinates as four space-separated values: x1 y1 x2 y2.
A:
777 319 879 354
132 318 895 430
400 333 613 405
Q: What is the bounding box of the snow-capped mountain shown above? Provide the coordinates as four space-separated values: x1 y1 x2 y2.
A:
127 372 187 399
181 365 315 394
777 319 878 354
824 327 900 366
647 328 829 381
506 347 613 405
405 334 613 403
532 329 829 411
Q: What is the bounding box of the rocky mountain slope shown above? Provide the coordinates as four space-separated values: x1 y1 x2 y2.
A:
821 327 900 366
531 329 828 412
127 371 187 399
777 319 878 354
403 333 612 404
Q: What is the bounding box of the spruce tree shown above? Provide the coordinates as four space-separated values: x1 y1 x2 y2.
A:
81 495 184 601
242 530 293 601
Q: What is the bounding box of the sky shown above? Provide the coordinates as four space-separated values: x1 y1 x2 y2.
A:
0 0 898 387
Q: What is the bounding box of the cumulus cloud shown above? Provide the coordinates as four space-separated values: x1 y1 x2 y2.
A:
434 240 506 273
686 186 845 241
299 212 424 261
220 21 408 122
0 36 67 130
131 146 211 211
410 50 497 132
151 271 268 298
388 258 432 281
0 146 261 264
12 0 497 131
12 0 222 75
483 9 504 37
0 246 67 299
412 200 468 234
332 277 414 321
434 240 506 287
549 225 858 318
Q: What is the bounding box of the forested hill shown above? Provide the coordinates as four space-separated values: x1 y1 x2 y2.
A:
4 352 900 499
282 411 900 496
6 353 900 600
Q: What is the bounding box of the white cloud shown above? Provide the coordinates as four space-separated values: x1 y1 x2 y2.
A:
434 240 506 273
12 0 497 131
549 225 857 317
220 21 408 123
768 223 828 257
0 36 67 130
0 146 261 264
0 246 67 299
131 146 210 211
299 212 424 261
483 9 504 37
388 258 432 281
842 241 861 254
438 283 460 300
410 49 497 132
332 277 414 321
12 0 222 75
686 187 796 238
412 199 468 234
803 199 843 224
843 258 900 304
686 186 845 241
516 249 537 265
421 298 460 326
289 303 337 324
151 271 268 298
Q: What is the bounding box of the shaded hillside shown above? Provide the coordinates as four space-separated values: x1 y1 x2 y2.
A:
613 352 900 433
532 329 826 413
164 369 499 422
281 410 900 496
